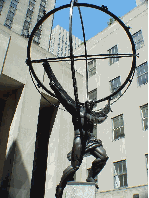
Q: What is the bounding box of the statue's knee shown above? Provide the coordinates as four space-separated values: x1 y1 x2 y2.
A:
99 146 107 156
71 160 81 170
94 146 108 161
71 148 82 169
101 153 109 161
104 155 109 163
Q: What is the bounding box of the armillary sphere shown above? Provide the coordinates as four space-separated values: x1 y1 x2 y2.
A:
26 0 137 109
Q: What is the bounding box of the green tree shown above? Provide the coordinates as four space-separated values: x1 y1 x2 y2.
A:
80 40 88 45
107 16 121 26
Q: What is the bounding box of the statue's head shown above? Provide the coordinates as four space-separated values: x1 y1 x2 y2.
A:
85 100 94 112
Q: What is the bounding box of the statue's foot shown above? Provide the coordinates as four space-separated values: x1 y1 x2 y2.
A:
55 185 63 198
86 177 99 189
95 184 99 189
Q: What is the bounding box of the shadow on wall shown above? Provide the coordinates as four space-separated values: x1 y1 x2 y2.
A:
0 84 31 197
0 85 59 197
30 105 58 198
0 140 17 197
0 86 24 182
0 140 31 198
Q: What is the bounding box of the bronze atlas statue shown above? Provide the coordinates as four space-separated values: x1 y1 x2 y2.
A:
26 0 137 197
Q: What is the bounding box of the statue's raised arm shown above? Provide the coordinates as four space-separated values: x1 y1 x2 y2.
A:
43 61 77 115
83 100 111 124
94 100 111 117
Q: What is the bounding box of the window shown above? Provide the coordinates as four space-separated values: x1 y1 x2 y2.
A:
57 43 60 57
29 0 35 10
75 38 77 49
133 194 139 198
33 26 42 44
108 45 119 65
110 76 121 99
61 35 64 56
136 62 148 86
88 88 97 108
0 0 5 15
61 46 63 57
51 37 55 53
145 154 148 176
113 160 127 188
4 0 19 29
112 114 124 141
132 30 144 50
40 0 46 7
140 104 148 131
88 59 96 78
57 30 61 57
68 44 70 54
49 34 53 53
64 36 67 57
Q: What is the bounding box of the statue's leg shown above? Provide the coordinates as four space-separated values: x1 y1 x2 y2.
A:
55 165 76 198
86 146 109 188
55 129 83 198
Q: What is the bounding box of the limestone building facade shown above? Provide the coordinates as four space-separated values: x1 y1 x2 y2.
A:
49 25 82 57
74 1 148 197
0 0 148 198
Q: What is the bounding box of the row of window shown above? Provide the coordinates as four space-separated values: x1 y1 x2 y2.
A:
107 29 144 66
2 0 61 48
57 28 61 57
89 89 148 140
89 30 145 78
87 155 148 190
21 0 36 38
113 154 148 189
2 1 144 51
3 0 47 43
33 0 46 44
36 27 144 54
112 104 148 141
50 27 81 57
88 60 148 89
4 0 19 29
0 0 5 15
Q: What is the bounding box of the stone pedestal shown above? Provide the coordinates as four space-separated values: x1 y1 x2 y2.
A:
63 182 95 198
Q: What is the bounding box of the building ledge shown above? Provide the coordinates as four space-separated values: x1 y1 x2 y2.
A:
97 184 148 194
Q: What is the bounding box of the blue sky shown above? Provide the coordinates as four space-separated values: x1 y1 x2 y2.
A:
52 0 136 41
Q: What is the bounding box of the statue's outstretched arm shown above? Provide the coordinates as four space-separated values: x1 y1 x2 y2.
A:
43 61 76 115
91 100 111 124
50 81 76 115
